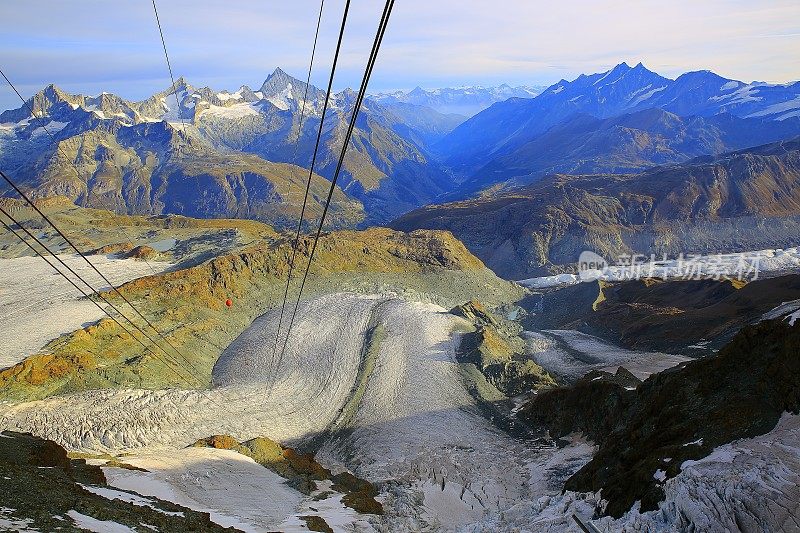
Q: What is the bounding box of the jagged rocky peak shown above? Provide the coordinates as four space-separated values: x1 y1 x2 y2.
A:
0 84 82 122
236 85 259 101
170 76 191 93
606 61 632 74
31 84 80 115
256 67 329 112
259 67 302 96
336 87 358 106
596 61 666 87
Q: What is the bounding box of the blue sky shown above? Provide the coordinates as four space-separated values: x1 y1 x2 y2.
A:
1 0 799 111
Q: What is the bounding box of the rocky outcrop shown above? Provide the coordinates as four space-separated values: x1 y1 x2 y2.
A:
518 317 800 518
0 431 235 531
524 274 800 353
453 300 555 395
192 434 382 515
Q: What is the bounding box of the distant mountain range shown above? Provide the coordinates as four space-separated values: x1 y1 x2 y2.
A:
393 138 800 279
0 68 460 226
370 84 546 116
435 62 800 187
1 62 799 231
451 107 800 198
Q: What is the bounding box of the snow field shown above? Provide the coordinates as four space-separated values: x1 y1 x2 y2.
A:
0 254 169 369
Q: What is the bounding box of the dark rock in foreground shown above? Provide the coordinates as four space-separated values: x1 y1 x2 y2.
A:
0 430 236 531
518 317 800 517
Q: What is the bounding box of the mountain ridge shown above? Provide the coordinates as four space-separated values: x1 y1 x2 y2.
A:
393 137 800 278
0 69 458 225
370 83 546 116
434 62 800 177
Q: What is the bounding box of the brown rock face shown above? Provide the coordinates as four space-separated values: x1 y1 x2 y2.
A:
524 274 800 353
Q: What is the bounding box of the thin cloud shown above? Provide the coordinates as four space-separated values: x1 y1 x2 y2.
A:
0 0 798 111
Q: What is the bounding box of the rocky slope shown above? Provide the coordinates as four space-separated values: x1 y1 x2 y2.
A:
0 93 364 228
393 138 800 278
518 315 800 518
452 300 555 396
0 430 233 531
525 274 800 353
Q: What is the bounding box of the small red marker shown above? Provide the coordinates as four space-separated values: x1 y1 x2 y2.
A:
225 298 233 308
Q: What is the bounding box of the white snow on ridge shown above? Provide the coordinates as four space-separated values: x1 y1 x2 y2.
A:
745 95 800 118
216 90 243 102
265 82 295 111
762 299 800 323
198 102 261 119
79 484 183 516
720 80 740 91
630 85 667 106
709 83 762 105
29 121 68 137
157 89 189 121
66 510 135 533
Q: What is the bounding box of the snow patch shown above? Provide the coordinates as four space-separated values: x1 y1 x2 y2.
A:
198 102 261 119
216 91 243 102
79 484 183 516
29 121 68 138
66 510 135 533
0 507 39 532
709 84 762 105
266 83 295 111
527 329 689 382
103 447 301 532
745 95 800 118
630 85 667 106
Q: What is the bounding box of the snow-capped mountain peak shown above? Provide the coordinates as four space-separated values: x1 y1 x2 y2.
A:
370 83 547 116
